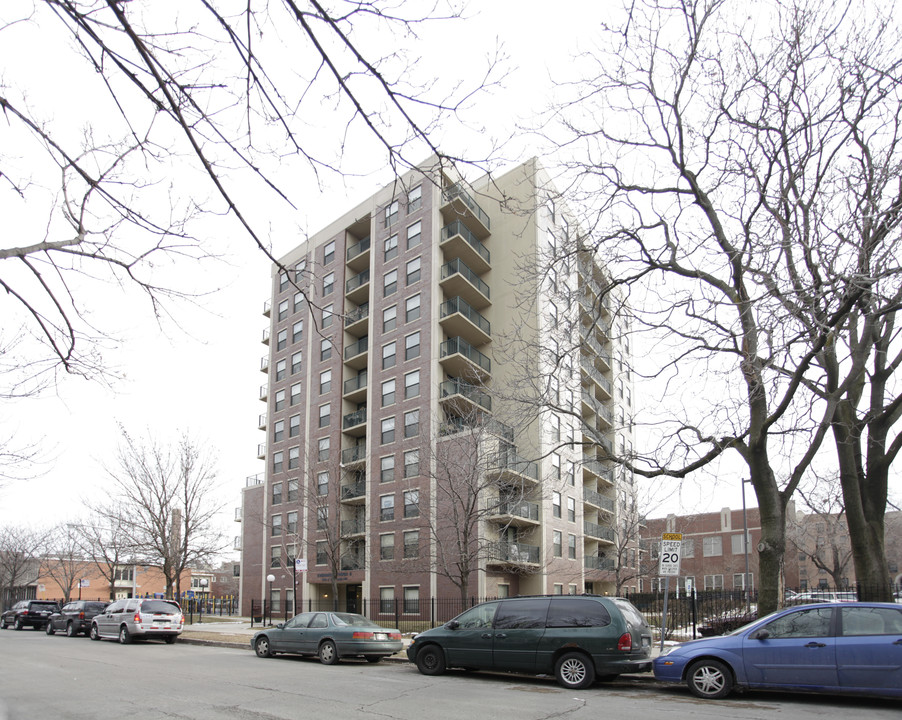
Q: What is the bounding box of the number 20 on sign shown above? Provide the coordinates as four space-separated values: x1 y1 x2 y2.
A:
659 533 683 576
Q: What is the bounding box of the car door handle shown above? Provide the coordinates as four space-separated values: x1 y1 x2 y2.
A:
494 633 508 639
893 639 902 645
804 642 826 648
481 633 493 639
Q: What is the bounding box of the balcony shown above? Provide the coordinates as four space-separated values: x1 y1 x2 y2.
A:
233 537 242 551
440 336 491 380
487 541 540 566
581 359 612 399
344 303 369 336
234 507 242 522
584 521 615 543
263 299 271 317
439 378 492 413
487 450 539 483
581 390 613 428
344 335 369 369
583 334 610 370
582 456 615 485
440 296 491 346
340 553 365 571
258 413 267 430
441 183 491 238
583 487 615 513
262 328 270 345
345 236 371 273
345 268 370 304
259 384 268 401
343 371 368 403
341 443 367 466
440 221 490 274
440 258 490 310
340 518 366 537
256 443 266 460
340 478 366 502
487 498 540 525
585 556 616 572
260 355 269 374
342 406 367 436
246 473 264 487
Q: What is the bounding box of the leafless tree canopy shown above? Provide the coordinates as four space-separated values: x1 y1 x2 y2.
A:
0 525 47 611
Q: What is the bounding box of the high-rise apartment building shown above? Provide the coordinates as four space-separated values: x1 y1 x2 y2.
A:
237 157 636 617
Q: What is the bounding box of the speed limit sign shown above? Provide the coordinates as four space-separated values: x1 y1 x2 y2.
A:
658 533 683 576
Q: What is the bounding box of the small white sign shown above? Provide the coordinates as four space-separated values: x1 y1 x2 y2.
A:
658 533 683 577
295 558 308 572
79 579 90 588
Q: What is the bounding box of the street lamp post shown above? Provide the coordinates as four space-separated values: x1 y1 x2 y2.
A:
266 574 275 626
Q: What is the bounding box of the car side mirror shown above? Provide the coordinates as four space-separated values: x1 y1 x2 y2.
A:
445 620 459 630
276 623 285 629
749 629 770 640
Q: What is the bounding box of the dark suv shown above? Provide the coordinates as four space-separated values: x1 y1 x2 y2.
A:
407 595 653 689
1 600 61 631
46 601 109 637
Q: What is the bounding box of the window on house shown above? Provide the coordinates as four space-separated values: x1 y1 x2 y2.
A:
318 437 330 462
322 272 334 296
404 409 419 438
406 257 421 285
552 491 561 518
405 294 421 322
384 234 398 262
272 482 283 505
704 574 724 590
553 530 562 557
380 455 395 483
323 240 335 264
271 515 282 536
703 536 723 557
380 495 395 521
683 539 695 558
381 379 396 407
405 332 420 361
288 446 299 469
403 449 419 478
567 496 576 522
379 586 395 613
316 541 327 565
274 389 286 411
273 451 284 473
403 530 419 558
407 219 422 248
320 369 332 394
273 420 284 443
275 359 286 381
320 339 331 361
403 490 419 518
383 305 397 333
403 586 420 614
291 351 302 375
319 403 330 428
317 471 329 496
294 290 304 311
279 271 289 291
408 186 422 212
384 200 399 227
289 414 300 437
278 299 289 321
277 329 288 351
292 320 303 343
568 534 577 559
731 532 752 555
384 269 398 297
382 341 397 369
287 511 298 534
294 259 306 281
381 417 395 444
287 478 298 502
380 534 394 560
317 506 328 530
291 383 301 405
405 370 420 398
321 304 333 328
271 545 282 568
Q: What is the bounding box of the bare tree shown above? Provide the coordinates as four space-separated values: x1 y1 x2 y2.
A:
72 506 137 601
538 0 902 612
0 525 46 612
41 523 88 605
789 482 854 589
101 427 224 598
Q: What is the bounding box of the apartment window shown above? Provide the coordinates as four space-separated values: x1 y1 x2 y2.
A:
403 586 420 614
320 369 332 394
291 351 302 375
294 290 304 311
404 370 420 399
567 496 576 522
404 409 419 438
553 530 562 558
403 530 419 559
323 240 335 265
568 533 577 559
551 415 560 443
287 511 298 535
407 219 422 248
288 446 300 469
733 573 754 590
317 471 329 496
279 271 289 291
271 514 282 536
498 584 510 598
319 403 331 428
380 534 395 560
408 186 422 212
380 495 395 521
318 437 330 462
551 453 561 481
375 303 394 334
403 489 420 518
381 379 396 407
381 417 395 444
317 506 328 530
273 451 284 473
278 299 289 321
380 455 395 483
552 491 562 518
405 332 420 361
320 339 332 361
403 449 419 478
316 541 327 565
379 587 395 613
384 200 399 227
291 383 301 406
277 329 287 351
270 545 282 568
405 294 421 322
322 271 335 296
321 304 333 328
383 269 398 297
406 257 421 285
287 478 298 502
294 259 306 281
272 482 283 505
384 234 398 262
567 461 576 486
382 341 397 369
569 584 578 596
703 536 723 557
273 420 284 443
274 359 286 381
292 320 303 343
289 414 300 437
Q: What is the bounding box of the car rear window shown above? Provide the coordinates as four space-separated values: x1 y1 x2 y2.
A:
546 599 611 628
30 602 59 610
140 601 180 614
332 613 380 627
85 603 108 613
609 599 648 629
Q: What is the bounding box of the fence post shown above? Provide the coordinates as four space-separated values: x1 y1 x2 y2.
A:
691 588 697 639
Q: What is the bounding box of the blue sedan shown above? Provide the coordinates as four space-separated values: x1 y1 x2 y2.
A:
654 602 902 699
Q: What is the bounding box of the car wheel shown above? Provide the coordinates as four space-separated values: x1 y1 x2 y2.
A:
364 656 382 663
164 635 176 644
687 659 734 700
89 624 101 641
555 652 595 690
45 622 55 635
255 636 273 658
318 640 339 665
118 626 131 645
14 618 23 631
414 645 446 676
65 622 77 638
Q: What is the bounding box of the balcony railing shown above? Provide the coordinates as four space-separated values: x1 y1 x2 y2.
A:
581 390 613 424
490 499 540 521
344 336 368 361
341 444 367 465
443 183 491 230
346 236 371 262
340 554 365 571
340 519 366 536
583 487 615 513
345 268 370 294
582 456 615 484
343 406 367 430
440 221 490 265
487 541 539 564
488 450 538 481
343 371 368 395
439 378 492 411
344 303 369 327
441 258 490 299
585 556 616 571
584 521 615 542
341 479 366 499
441 296 491 336
246 473 263 487
440 336 491 374
581 360 613 395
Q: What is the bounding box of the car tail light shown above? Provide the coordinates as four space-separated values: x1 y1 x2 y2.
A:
389 632 401 640
352 632 374 639
79 612 85 620
134 612 142 623
617 632 632 651
21 610 28 616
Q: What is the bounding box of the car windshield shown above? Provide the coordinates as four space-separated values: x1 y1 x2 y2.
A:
141 601 180 614
331 613 380 627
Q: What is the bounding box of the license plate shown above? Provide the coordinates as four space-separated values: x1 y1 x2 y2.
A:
374 633 387 640
641 637 650 647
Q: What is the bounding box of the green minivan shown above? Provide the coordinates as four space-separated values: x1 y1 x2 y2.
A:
406 595 653 689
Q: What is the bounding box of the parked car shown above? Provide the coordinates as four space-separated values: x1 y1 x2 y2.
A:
89 598 183 644
46 601 109 637
406 595 653 689
697 609 758 636
252 611 402 664
654 602 902 699
1 600 61 631
786 591 857 605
